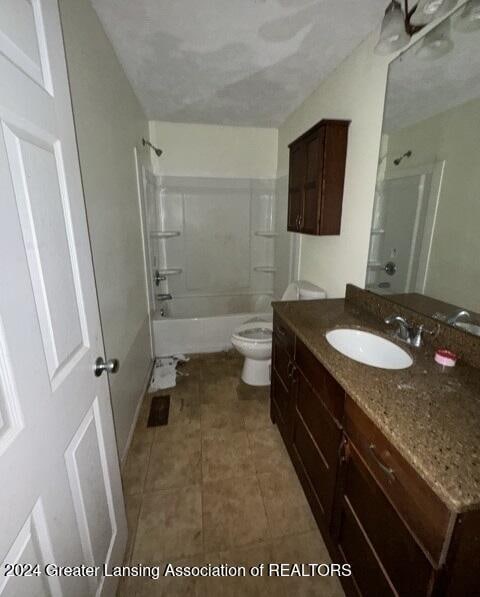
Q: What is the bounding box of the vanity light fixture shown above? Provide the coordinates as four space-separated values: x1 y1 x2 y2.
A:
374 1 425 55
410 0 457 25
375 1 411 55
455 0 480 31
416 19 454 58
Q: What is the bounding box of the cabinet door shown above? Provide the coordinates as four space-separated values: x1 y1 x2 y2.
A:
319 122 349 235
287 141 306 231
334 442 435 597
271 336 295 446
290 370 342 527
302 128 325 234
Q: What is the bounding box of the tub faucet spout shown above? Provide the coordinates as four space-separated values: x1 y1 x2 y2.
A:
156 293 172 301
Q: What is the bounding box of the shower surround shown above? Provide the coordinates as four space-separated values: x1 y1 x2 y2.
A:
145 174 276 356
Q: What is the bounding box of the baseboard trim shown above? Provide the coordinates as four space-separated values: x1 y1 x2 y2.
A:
120 358 154 466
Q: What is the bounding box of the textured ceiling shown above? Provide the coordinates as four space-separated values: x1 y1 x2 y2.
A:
384 8 480 132
90 0 386 127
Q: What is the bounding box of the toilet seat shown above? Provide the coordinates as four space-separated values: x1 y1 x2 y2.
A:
232 322 272 343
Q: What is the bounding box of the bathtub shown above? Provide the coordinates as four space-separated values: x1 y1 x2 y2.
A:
153 294 273 357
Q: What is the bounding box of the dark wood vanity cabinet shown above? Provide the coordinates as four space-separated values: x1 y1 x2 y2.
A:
287 119 350 236
271 319 345 532
270 312 479 597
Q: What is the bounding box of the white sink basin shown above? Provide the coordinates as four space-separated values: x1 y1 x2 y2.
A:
326 328 413 370
455 322 480 337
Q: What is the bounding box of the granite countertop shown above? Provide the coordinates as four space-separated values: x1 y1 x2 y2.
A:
273 298 480 513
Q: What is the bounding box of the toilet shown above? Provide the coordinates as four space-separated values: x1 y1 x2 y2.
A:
231 281 326 386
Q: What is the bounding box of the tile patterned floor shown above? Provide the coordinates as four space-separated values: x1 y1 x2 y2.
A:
118 352 345 597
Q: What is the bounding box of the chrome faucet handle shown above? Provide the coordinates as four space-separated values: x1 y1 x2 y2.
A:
411 324 425 348
410 324 436 348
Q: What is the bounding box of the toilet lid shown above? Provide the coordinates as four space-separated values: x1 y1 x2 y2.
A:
232 322 273 343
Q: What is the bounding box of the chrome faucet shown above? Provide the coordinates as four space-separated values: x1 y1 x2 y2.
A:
384 315 411 341
447 310 470 325
385 315 433 348
156 293 172 301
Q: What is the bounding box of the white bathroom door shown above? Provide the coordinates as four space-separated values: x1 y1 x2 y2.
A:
0 1 127 596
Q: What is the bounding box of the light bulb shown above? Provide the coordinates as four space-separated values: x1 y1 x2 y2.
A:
410 0 457 26
375 0 410 55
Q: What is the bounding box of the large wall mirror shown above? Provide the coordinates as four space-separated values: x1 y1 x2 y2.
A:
366 0 480 336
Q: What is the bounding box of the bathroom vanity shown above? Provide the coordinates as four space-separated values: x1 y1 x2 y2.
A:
271 290 480 597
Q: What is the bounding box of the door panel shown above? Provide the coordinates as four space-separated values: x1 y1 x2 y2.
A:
287 142 305 231
0 0 52 91
0 318 23 456
302 129 324 234
65 400 118 595
2 126 89 386
0 2 126 595
0 499 62 597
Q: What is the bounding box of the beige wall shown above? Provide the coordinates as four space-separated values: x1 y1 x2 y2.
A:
60 0 152 459
386 97 480 312
149 121 278 179
275 2 469 300
276 34 390 298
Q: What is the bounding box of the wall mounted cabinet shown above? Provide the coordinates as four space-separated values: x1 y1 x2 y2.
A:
287 119 350 236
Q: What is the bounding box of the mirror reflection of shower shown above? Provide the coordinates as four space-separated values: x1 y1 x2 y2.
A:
366 158 444 296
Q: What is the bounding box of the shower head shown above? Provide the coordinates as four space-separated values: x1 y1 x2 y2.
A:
393 150 412 166
142 138 163 157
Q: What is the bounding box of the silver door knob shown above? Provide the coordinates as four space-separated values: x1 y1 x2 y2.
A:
94 357 119 377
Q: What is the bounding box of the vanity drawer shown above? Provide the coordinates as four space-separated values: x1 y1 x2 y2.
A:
296 337 344 423
273 314 295 357
345 397 451 565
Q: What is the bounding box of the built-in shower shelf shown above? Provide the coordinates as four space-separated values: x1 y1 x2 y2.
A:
157 268 182 275
254 266 276 273
150 230 181 239
254 231 278 238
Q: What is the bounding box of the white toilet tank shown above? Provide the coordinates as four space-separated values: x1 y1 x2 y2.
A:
281 281 326 301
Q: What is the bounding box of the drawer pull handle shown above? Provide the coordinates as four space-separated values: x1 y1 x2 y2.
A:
287 361 294 378
369 444 396 481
